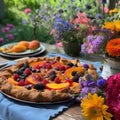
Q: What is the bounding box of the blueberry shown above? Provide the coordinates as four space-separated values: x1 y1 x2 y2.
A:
21 74 27 79
24 62 29 68
49 70 56 76
20 67 25 71
32 69 36 72
67 62 74 67
50 74 56 81
55 67 59 71
74 64 78 67
26 85 32 90
16 78 21 82
72 75 79 82
72 71 77 76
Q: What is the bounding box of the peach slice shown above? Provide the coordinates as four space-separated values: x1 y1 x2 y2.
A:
64 67 84 79
71 82 79 87
29 61 44 69
26 73 42 84
46 82 70 90
8 77 18 85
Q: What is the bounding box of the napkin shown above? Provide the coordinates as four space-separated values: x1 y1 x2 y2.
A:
0 52 102 120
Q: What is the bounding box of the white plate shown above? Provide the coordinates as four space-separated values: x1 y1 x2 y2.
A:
0 44 46 58
0 42 42 55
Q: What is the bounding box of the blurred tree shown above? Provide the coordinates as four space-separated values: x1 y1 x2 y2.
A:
0 0 5 19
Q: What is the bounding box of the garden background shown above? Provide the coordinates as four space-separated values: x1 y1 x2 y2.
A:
0 0 118 45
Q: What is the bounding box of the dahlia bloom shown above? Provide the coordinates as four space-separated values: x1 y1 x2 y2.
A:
106 73 120 120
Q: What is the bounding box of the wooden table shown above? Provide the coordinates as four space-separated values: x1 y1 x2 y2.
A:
0 42 102 120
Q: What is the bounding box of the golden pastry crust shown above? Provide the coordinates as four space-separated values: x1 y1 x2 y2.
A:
0 56 98 103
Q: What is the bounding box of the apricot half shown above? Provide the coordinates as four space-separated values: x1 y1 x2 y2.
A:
29 40 40 50
17 41 29 49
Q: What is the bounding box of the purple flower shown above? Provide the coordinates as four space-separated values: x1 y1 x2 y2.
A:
81 43 88 53
7 24 14 29
101 0 106 4
53 17 73 33
6 34 14 39
0 38 4 43
83 64 89 69
97 78 106 88
96 13 103 19
1 28 9 33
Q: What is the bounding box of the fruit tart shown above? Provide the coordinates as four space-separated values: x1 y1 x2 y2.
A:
0 56 98 103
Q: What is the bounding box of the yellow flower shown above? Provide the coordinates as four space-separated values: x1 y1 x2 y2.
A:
102 22 115 31
114 20 120 32
109 8 118 15
81 93 112 120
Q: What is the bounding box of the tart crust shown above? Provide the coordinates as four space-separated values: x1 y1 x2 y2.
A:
0 56 98 102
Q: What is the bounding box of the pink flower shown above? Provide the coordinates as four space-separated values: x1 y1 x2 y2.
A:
50 29 56 35
6 24 14 29
6 34 14 39
104 7 109 13
106 73 120 120
24 8 31 14
56 42 63 47
0 37 4 43
1 28 9 33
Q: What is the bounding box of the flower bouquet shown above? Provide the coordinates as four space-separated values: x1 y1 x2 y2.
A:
81 7 120 78
51 10 94 56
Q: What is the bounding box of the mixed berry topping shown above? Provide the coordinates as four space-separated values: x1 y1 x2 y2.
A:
12 59 83 90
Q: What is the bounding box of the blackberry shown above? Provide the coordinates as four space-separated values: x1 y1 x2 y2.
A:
49 70 56 76
34 83 45 90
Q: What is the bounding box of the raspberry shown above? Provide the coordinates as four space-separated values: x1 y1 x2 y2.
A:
66 79 73 85
24 68 32 75
24 80 31 85
46 64 52 69
58 65 65 71
65 66 71 70
42 79 49 85
13 73 20 80
18 80 25 86
54 77 61 83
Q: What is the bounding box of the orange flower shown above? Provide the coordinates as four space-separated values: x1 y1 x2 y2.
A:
106 38 120 57
109 8 118 15
102 22 115 31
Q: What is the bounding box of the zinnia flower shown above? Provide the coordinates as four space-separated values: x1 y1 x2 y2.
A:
106 38 120 57
81 93 113 120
